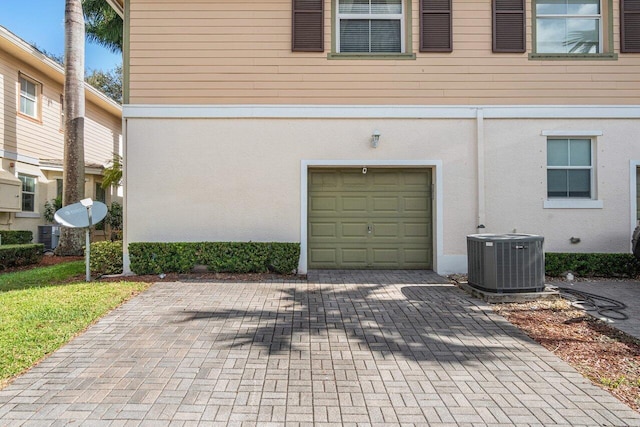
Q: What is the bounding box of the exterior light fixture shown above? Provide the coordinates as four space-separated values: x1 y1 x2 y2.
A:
371 130 381 148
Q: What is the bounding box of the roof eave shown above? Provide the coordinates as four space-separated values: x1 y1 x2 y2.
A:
105 0 124 18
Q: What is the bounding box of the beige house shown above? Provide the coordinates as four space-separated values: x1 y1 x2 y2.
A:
109 0 640 274
0 26 122 246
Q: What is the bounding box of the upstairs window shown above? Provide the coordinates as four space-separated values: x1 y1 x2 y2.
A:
535 0 601 53
336 0 404 53
19 75 40 119
547 138 593 198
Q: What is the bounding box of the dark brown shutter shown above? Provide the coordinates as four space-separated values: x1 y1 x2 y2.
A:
292 0 324 52
621 0 640 52
420 0 452 52
492 0 526 53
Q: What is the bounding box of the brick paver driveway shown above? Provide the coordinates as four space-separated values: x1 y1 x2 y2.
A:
1 270 639 426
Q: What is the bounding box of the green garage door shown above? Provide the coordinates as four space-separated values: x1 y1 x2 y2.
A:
308 168 432 269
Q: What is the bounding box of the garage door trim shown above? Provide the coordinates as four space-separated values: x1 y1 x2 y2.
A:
300 160 444 274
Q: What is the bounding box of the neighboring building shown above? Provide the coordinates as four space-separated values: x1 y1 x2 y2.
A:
109 0 640 274
0 26 122 244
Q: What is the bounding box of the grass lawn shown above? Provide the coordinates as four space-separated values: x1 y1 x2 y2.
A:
0 261 150 388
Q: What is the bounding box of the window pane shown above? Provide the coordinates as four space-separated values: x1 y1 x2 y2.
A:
20 78 36 98
56 179 63 198
20 97 35 116
340 19 370 52
547 139 569 166
568 0 599 15
22 194 34 212
20 175 35 193
537 19 568 53
339 0 369 13
537 0 567 15
548 169 568 197
371 20 401 52
372 0 402 14
569 139 591 166
568 169 591 197
566 19 599 53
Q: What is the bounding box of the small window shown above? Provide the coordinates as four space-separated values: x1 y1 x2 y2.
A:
95 183 106 203
56 179 63 199
19 75 40 119
336 0 404 53
535 0 601 53
60 95 64 129
19 174 36 212
547 138 593 198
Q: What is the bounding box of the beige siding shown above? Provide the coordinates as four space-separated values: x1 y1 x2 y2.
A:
128 0 640 105
0 50 121 164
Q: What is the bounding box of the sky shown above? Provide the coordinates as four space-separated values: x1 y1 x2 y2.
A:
0 0 122 72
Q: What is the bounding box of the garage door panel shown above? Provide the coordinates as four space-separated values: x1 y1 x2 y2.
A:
309 168 432 269
372 248 401 265
309 248 337 264
310 196 337 213
372 196 400 212
404 197 429 212
404 222 429 238
341 222 368 238
342 196 368 212
342 248 368 264
309 222 337 238
342 172 367 187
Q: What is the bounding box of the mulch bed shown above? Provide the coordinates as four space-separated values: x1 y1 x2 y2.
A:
494 298 640 412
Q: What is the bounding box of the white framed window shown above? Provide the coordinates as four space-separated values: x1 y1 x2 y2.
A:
18 174 36 212
535 0 602 53
547 138 594 199
336 0 404 53
18 74 40 119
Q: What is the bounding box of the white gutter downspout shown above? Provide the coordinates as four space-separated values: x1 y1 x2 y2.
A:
476 108 486 231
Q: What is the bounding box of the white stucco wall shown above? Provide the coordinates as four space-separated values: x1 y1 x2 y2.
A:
123 109 640 274
483 119 640 253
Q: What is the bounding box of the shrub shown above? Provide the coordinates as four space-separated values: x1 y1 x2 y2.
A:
129 242 301 275
0 244 43 270
545 252 640 278
0 230 33 245
90 241 123 275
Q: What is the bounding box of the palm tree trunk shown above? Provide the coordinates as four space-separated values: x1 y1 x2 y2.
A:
56 0 86 256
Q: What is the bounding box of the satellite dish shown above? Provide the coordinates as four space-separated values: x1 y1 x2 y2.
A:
55 200 108 228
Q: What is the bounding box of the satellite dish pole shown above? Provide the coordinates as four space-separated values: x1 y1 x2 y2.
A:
55 198 108 282
80 198 93 282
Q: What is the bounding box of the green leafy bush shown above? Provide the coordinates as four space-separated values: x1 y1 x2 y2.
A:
129 242 301 275
545 252 640 278
0 230 33 245
90 241 123 275
0 244 43 270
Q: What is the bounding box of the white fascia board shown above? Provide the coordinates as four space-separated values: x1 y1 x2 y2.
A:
123 104 640 119
123 105 478 119
0 150 39 166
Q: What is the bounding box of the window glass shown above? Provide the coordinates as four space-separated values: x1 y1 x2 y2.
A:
547 139 569 166
547 138 593 199
536 0 601 54
19 77 38 118
337 0 403 53
19 174 36 212
569 139 591 166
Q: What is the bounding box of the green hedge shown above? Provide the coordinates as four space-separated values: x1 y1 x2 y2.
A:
128 242 300 275
545 252 640 278
0 244 43 270
0 230 33 245
90 241 123 276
